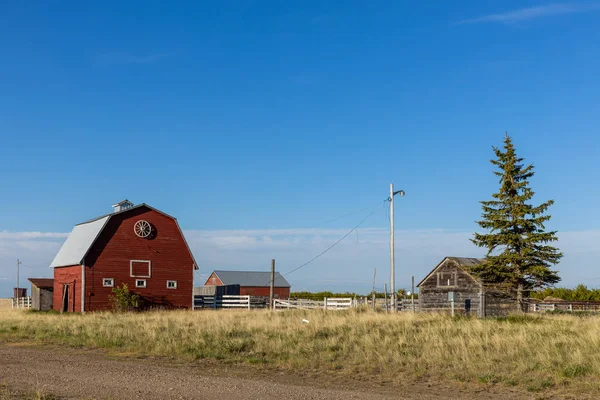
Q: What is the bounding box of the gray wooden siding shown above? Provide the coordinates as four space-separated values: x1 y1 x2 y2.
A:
31 286 53 311
419 258 482 316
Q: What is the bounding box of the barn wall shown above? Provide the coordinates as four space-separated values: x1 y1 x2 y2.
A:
84 207 195 311
53 265 82 312
418 259 482 316
240 286 290 299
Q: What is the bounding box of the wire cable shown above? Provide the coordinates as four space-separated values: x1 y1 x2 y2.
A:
200 206 374 250
280 210 376 279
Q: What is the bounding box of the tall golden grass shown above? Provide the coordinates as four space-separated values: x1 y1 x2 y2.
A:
1 308 599 393
0 299 12 310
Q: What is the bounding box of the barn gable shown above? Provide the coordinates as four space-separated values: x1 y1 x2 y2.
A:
50 203 198 270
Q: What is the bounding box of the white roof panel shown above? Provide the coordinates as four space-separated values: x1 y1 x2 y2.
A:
50 216 109 268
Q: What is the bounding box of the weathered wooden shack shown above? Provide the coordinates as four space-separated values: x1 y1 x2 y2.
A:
28 278 54 311
417 257 518 317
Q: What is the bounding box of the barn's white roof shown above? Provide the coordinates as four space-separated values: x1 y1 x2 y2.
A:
49 216 109 268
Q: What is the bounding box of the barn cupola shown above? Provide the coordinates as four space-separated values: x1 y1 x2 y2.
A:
112 199 134 213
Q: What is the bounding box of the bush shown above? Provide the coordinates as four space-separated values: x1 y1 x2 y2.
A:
531 284 600 302
109 284 142 312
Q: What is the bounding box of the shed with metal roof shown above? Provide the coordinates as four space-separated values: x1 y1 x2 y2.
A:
203 270 291 299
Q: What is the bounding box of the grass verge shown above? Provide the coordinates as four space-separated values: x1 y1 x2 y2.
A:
1 309 600 394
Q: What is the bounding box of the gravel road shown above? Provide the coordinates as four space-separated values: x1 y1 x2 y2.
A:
0 344 531 400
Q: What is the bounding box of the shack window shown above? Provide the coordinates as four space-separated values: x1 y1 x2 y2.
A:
136 279 147 288
436 272 457 287
167 280 177 289
102 278 114 287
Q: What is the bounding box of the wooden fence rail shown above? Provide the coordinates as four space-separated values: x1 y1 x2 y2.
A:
273 298 355 311
194 295 270 310
12 297 32 309
530 302 600 313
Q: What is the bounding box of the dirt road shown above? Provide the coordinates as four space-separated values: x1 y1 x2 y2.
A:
0 344 533 400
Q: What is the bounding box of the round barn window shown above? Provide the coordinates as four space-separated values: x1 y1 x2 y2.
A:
134 220 152 238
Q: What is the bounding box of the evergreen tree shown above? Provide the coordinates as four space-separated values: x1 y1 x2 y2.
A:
471 134 562 308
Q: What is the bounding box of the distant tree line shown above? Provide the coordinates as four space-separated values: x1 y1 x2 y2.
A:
290 290 418 301
530 284 600 302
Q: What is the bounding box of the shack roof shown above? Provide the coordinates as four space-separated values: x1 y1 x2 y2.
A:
28 278 54 289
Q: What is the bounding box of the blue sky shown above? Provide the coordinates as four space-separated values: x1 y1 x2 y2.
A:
1 1 599 296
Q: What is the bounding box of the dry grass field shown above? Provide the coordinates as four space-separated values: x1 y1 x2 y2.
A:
0 299 12 311
1 308 599 396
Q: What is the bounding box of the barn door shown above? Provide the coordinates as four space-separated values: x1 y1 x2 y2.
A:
62 284 70 313
465 299 471 316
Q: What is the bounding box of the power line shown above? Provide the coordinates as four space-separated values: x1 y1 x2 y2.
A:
279 210 376 279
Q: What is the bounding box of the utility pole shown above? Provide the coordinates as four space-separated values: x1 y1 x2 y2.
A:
384 283 388 313
269 259 275 310
411 276 415 313
372 268 376 311
388 183 405 313
16 259 21 307
389 183 395 312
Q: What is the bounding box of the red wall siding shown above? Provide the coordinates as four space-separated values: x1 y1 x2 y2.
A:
84 207 195 311
53 266 82 312
240 286 290 299
205 272 223 286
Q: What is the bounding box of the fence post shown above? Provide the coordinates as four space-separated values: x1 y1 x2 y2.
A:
324 297 328 311
569 304 573 312
247 296 251 310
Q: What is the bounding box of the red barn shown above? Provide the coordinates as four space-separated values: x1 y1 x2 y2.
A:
50 200 197 312
204 270 291 299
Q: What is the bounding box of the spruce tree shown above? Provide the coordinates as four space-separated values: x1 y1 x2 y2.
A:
471 134 562 309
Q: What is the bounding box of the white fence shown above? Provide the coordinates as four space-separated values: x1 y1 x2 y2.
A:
354 298 420 312
194 295 420 312
12 296 32 309
194 295 252 309
529 302 600 313
273 297 355 311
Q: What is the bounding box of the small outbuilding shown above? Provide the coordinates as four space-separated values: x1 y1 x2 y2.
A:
28 278 54 311
417 257 518 317
204 270 291 299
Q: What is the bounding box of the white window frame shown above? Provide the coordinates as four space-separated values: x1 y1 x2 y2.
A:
130 260 151 278
167 280 177 289
436 271 457 288
103 278 114 287
135 279 147 288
